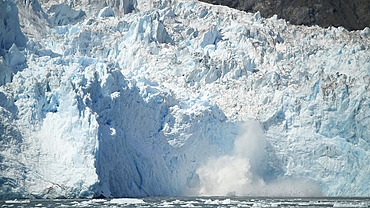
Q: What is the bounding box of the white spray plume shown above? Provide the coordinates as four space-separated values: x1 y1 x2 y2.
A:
195 120 322 197
197 156 252 196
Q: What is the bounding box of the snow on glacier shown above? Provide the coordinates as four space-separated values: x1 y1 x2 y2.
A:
0 0 369 198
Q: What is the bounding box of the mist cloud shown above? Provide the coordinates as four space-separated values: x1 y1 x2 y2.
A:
195 120 322 197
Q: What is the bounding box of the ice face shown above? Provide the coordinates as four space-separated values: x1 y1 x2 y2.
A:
48 4 86 26
0 0 27 53
0 0 369 199
0 0 27 86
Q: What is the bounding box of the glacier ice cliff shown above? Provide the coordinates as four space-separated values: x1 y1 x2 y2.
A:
0 0 369 198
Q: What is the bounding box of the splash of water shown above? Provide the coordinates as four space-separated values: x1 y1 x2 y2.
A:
195 120 322 197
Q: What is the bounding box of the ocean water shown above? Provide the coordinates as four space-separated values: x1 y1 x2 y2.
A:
1 197 369 207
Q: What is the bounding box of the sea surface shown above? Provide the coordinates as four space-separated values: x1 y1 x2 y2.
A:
1 197 369 207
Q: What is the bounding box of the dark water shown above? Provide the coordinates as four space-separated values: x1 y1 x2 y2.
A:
1 197 369 207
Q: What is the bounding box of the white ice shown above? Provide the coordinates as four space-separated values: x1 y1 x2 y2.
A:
0 0 369 199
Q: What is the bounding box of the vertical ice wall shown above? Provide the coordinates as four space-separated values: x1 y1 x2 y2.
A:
79 64 239 197
0 1 239 196
0 0 27 53
0 0 369 199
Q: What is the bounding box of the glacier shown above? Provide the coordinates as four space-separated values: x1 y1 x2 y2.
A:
0 0 369 199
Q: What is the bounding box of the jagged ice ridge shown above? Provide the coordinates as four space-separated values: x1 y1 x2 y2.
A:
0 0 369 199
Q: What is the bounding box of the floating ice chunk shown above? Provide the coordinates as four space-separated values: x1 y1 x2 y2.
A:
203 199 232 205
252 202 263 207
89 199 107 203
221 199 232 204
110 198 145 204
5 199 30 204
204 199 213 204
333 202 368 207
